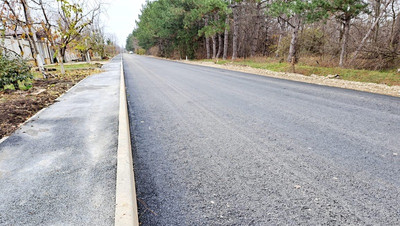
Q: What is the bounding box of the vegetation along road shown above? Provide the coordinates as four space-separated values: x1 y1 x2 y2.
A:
124 54 400 225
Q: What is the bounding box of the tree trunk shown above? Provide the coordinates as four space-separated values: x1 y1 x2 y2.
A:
339 22 345 44
287 16 300 63
206 37 210 59
390 0 396 39
86 51 91 63
212 35 217 59
216 34 223 59
275 18 286 58
250 3 262 57
262 18 269 56
232 5 239 60
205 17 210 59
60 46 67 63
390 13 400 49
223 16 229 60
59 46 67 75
21 0 45 76
25 33 38 62
58 52 65 75
13 30 25 57
339 17 350 67
373 0 381 43
276 19 285 58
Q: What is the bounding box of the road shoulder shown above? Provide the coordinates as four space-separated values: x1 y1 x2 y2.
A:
142 55 400 97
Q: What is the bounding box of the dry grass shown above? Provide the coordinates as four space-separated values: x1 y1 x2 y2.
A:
203 57 400 86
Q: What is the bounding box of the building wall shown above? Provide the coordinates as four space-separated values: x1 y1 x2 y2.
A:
1 36 79 64
2 37 32 60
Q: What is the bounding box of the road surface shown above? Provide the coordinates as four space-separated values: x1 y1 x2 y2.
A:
123 54 400 225
0 58 121 225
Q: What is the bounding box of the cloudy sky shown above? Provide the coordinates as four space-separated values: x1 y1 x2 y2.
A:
101 0 147 46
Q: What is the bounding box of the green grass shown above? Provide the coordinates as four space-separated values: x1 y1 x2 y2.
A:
199 58 400 86
45 63 93 71
32 63 98 78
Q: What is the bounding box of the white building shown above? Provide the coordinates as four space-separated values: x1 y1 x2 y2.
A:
1 29 79 65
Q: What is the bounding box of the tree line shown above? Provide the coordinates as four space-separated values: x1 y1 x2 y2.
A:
126 0 400 70
0 0 118 75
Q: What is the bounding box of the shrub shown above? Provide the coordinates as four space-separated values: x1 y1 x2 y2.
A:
148 46 160 56
135 48 146 55
0 54 33 90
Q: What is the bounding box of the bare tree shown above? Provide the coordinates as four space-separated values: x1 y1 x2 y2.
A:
350 0 394 64
286 15 301 63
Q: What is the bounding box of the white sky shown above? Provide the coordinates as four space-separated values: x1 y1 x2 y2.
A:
101 0 147 46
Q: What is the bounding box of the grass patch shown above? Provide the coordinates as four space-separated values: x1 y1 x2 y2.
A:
45 63 93 71
199 58 400 86
32 63 102 79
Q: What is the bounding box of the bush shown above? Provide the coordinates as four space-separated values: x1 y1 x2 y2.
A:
275 28 326 60
299 28 325 55
0 54 33 90
135 48 146 55
148 46 160 56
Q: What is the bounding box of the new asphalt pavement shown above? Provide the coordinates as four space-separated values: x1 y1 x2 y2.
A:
0 57 121 225
124 54 400 225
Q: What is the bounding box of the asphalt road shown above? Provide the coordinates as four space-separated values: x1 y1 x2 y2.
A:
123 54 400 225
0 57 121 225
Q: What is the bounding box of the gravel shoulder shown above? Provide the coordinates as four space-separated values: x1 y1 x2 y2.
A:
177 60 400 97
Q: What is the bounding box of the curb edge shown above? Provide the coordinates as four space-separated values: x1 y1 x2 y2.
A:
114 55 139 226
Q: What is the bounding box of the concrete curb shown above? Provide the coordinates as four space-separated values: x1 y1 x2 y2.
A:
114 56 139 226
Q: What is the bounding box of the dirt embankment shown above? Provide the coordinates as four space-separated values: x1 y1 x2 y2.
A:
179 60 400 97
0 69 100 140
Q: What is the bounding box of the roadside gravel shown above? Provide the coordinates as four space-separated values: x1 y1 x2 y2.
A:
179 60 400 97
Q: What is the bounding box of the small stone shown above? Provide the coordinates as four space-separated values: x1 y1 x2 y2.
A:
393 153 398 156
210 201 215 204
294 185 301 189
327 74 340 79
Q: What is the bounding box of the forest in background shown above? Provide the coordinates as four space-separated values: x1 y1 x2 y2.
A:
126 0 400 70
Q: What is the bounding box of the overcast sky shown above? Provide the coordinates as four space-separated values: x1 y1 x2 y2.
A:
101 0 147 46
